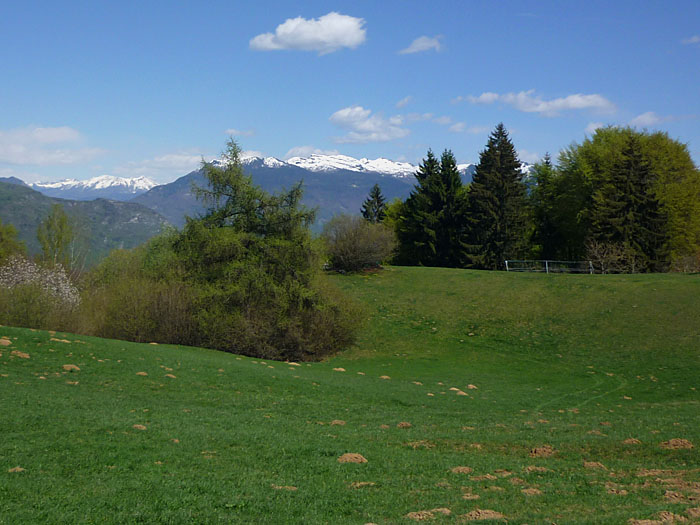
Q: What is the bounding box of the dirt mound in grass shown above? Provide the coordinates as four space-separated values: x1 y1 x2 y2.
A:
62 364 80 371
271 484 297 491
330 420 346 426
529 445 555 458
397 422 412 429
338 453 367 463
584 461 607 470
660 439 693 450
8 466 25 473
451 466 473 474
406 508 451 520
524 465 550 473
460 509 505 521
623 438 642 445
11 350 29 359
0 338 12 346
132 424 147 430
522 487 542 495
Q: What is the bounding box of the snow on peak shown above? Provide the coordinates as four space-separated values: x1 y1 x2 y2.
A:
33 175 157 192
286 154 417 177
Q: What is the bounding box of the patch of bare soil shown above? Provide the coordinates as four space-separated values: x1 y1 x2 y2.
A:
271 484 297 491
8 466 25 472
50 338 71 343
349 481 376 489
663 490 686 503
637 469 674 477
0 339 12 346
330 420 346 426
494 469 512 477
524 465 550 473
397 422 412 429
660 439 693 450
624 438 642 445
406 508 451 521
164 374 176 379
332 367 346 372
584 461 607 470
132 424 147 430
686 508 700 519
471 474 497 481
509 477 525 485
11 350 29 359
338 453 367 463
657 511 688 522
529 445 555 458
379 375 391 380
459 509 505 521
467 384 478 390
136 372 148 376
522 487 542 495
62 364 80 371
451 466 473 474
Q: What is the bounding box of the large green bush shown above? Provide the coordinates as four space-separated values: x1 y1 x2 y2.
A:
322 214 397 272
80 141 360 361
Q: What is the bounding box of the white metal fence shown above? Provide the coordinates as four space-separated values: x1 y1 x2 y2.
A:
505 260 594 274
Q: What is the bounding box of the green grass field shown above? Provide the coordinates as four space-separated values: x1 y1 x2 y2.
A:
1 267 699 523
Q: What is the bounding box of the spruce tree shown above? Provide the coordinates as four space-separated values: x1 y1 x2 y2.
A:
465 123 529 270
589 135 669 271
361 183 387 223
395 149 468 267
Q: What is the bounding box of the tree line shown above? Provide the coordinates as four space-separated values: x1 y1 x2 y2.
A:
358 124 700 273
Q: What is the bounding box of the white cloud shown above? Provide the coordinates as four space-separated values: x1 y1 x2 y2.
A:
330 105 410 143
404 112 434 122
0 126 102 166
629 111 663 127
225 128 255 137
448 123 490 134
249 12 366 55
284 145 339 159
518 149 541 164
396 96 413 108
682 35 700 45
585 122 605 134
433 116 453 125
399 35 442 54
462 89 616 116
114 152 204 178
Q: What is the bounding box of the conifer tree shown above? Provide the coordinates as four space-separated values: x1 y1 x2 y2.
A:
589 135 669 271
395 149 468 267
465 123 529 270
361 183 387 223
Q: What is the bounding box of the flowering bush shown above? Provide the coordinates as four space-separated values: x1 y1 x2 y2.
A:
0 256 80 308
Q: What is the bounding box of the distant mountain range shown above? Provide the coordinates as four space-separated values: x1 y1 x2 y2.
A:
29 175 157 201
8 153 533 235
0 181 168 265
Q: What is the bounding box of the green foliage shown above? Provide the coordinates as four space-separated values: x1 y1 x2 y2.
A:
465 123 530 269
589 135 669 272
37 204 73 268
321 214 397 272
543 126 700 266
395 149 468 267
0 219 25 264
360 183 387 223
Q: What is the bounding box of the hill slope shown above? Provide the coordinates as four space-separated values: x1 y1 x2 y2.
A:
0 181 169 264
1 267 698 523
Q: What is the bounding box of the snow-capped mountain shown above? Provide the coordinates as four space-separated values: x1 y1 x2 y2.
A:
286 154 418 178
31 175 157 201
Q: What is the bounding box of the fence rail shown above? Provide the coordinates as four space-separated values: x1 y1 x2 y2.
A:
505 260 594 274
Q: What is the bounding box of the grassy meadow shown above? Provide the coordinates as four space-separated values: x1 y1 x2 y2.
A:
1 266 699 523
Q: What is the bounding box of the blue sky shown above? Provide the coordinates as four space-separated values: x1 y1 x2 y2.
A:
1 0 699 183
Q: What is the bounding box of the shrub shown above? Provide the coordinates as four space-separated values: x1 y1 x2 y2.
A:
322 214 397 272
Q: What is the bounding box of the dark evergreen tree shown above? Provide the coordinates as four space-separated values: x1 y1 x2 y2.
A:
361 183 387 223
589 135 669 271
465 123 530 270
395 149 468 267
